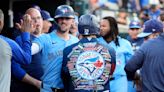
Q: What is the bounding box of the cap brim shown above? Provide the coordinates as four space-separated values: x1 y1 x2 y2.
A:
54 15 75 19
47 18 54 21
137 32 152 38
130 26 141 29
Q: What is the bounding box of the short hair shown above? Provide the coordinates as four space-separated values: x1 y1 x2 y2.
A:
25 8 40 15
0 9 4 21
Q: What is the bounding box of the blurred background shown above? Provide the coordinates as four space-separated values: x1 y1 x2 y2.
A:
0 0 164 38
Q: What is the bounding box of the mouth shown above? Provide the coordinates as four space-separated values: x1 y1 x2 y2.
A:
36 24 40 28
60 23 66 27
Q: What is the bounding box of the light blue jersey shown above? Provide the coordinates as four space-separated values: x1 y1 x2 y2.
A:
32 31 79 92
98 36 134 92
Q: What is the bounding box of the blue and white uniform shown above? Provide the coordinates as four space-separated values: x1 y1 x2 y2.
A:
98 36 133 92
33 31 79 92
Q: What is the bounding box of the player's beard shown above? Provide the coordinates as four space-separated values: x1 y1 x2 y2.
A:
33 28 41 36
58 23 69 33
102 30 113 41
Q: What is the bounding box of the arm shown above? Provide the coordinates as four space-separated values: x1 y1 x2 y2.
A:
11 61 26 80
11 62 41 89
31 34 47 55
12 14 35 65
14 35 41 89
125 41 134 63
125 48 144 80
11 32 31 65
22 74 41 89
61 47 72 91
108 46 116 75
15 34 39 56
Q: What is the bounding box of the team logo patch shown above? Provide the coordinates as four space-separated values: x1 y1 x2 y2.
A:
76 51 105 80
62 8 69 14
67 42 112 90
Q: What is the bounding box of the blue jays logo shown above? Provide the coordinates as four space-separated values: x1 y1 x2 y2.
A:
132 21 138 25
76 51 105 80
62 8 69 14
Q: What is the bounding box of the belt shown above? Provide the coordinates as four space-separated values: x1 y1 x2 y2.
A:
51 88 65 92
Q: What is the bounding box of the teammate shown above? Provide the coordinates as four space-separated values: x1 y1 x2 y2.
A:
0 8 32 92
40 10 53 33
99 16 133 92
61 14 116 92
127 20 143 52
31 5 79 92
11 8 43 92
137 19 163 41
125 18 164 92
0 38 12 92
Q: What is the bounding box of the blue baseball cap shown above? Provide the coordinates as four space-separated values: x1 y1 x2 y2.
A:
41 10 54 21
137 19 163 38
129 20 141 29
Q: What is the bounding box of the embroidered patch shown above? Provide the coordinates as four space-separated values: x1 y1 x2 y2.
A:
76 51 105 80
66 42 112 91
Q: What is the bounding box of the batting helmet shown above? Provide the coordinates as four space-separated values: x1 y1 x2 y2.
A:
78 14 100 35
54 5 75 19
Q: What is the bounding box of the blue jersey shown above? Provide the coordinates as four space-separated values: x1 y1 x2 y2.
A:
126 35 144 52
33 31 79 92
98 37 133 92
0 32 31 65
62 38 116 92
0 32 31 80
98 36 133 76
11 35 44 80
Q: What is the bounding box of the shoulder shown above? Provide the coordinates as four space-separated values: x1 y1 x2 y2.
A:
32 33 50 42
0 38 11 50
39 33 50 39
0 38 12 58
98 40 115 55
97 37 108 45
69 34 79 42
118 37 131 46
64 42 78 51
1 36 16 46
0 38 9 46
140 38 156 48
63 42 78 56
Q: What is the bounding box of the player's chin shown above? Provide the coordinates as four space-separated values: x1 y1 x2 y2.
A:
100 33 105 37
59 29 68 33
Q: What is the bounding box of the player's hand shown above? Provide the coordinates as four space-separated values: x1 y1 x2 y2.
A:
35 80 42 89
17 14 36 33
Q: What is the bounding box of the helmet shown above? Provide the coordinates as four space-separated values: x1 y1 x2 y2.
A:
78 14 100 35
54 5 75 19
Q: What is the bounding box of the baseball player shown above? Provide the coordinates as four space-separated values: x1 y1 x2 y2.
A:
61 14 116 92
31 5 79 92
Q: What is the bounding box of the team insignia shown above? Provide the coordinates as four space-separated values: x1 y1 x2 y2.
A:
76 51 105 80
